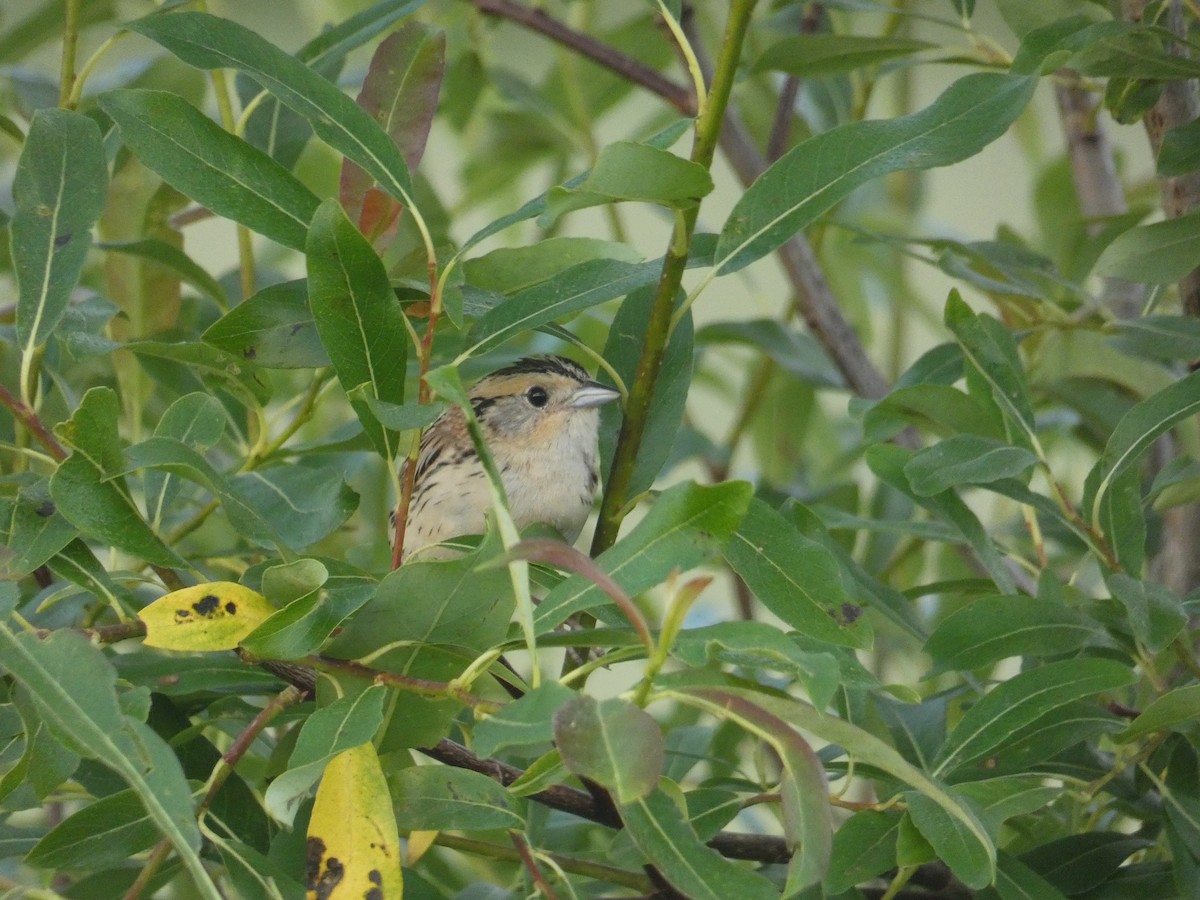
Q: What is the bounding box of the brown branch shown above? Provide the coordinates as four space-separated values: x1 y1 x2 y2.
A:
419 738 792 864
765 3 823 162
469 0 892 406
0 381 67 461
472 0 696 115
1054 72 1144 318
510 832 560 900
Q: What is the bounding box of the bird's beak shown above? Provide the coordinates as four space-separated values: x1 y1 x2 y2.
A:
569 380 621 409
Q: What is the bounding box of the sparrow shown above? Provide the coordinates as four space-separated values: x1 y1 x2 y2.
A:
399 355 620 561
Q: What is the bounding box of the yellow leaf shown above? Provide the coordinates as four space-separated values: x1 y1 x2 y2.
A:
307 743 403 899
405 830 438 866
138 582 276 651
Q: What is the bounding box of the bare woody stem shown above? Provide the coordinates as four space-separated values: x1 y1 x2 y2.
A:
472 0 696 115
592 0 759 553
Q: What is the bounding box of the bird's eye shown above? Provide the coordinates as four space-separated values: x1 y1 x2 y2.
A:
526 386 549 408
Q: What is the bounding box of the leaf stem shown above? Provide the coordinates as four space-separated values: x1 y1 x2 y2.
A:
208 66 256 300
592 0 759 554
59 0 81 109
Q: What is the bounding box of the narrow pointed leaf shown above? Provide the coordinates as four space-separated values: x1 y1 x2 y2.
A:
13 108 107 351
264 686 388 824
307 743 402 898
127 12 413 205
619 791 778 900
934 659 1136 777
1083 369 1200 527
725 498 873 649
307 199 408 460
99 90 319 250
716 72 1035 273
341 21 444 229
468 257 660 357
0 625 215 897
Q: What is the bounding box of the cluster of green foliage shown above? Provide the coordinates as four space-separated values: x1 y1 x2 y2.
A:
2 0 1200 897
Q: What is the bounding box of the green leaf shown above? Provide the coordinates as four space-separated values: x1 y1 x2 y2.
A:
986 852 1069 900
865 385 1002 443
0 479 78 576
904 435 1038 496
465 237 641 294
99 90 319 250
241 559 369 661
599 285 693 498
49 389 185 569
906 792 995 890
1020 832 1153 894
468 257 660 357
924 595 1104 674
676 685 994 880
671 622 842 710
13 107 107 352
229 466 359 549
1157 118 1200 176
1069 23 1200 80
943 291 1037 448
868 442 1016 596
619 791 779 900
697 319 844 388
28 789 159 871
307 199 408 461
473 682 575 757
533 481 752 633
326 538 514 750
754 34 933 77
554 695 663 804
1116 684 1200 743
955 776 1062 835
263 685 388 824
1110 315 1200 362
392 766 524 831
202 280 328 369
825 811 900 894
680 688 833 891
724 498 872 649
1106 574 1186 652
0 626 215 898
544 141 713 223
716 72 1035 273
1083 369 1200 528
143 393 225 531
933 659 1136 777
124 339 271 406
127 11 414 205
1095 210 1200 283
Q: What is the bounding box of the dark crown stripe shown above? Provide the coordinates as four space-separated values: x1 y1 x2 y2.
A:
490 355 588 382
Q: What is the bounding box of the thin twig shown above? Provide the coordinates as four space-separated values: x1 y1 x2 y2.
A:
0 382 67 461
592 0 759 553
472 0 696 115
510 832 560 900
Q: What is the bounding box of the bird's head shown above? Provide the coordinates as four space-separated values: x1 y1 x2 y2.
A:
469 355 620 447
